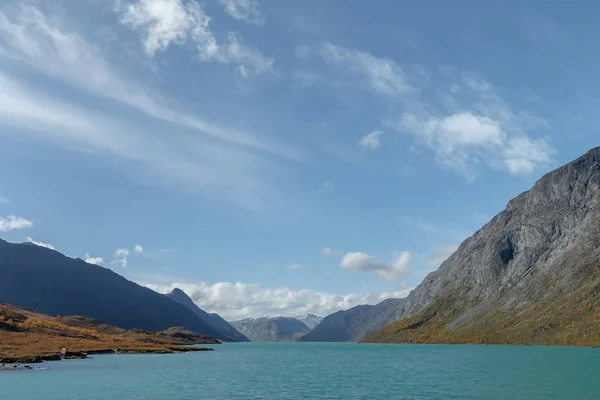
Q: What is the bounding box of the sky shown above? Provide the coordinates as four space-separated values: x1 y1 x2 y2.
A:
0 0 598 320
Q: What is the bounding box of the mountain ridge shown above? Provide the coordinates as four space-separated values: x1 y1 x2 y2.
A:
167 288 250 342
0 240 226 340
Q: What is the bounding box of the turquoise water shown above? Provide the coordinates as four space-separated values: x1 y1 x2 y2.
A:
1 342 599 400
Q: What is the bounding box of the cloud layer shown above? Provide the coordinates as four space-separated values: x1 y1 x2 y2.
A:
146 281 412 320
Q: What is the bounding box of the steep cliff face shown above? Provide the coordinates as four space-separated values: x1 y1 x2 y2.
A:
364 147 600 346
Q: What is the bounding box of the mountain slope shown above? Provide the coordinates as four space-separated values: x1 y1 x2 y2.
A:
363 147 600 346
230 317 310 342
0 303 214 363
293 313 323 329
0 240 225 339
167 288 250 342
299 298 406 342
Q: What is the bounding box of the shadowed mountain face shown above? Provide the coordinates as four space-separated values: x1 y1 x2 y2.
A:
230 317 310 342
0 240 225 339
167 288 250 342
299 298 406 342
364 147 600 346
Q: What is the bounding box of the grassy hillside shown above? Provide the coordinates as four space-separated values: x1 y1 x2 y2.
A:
362 275 600 347
0 304 216 363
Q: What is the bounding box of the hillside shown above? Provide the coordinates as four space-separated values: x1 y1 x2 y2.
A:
299 299 406 342
167 288 249 342
230 317 310 342
363 147 600 346
0 303 214 364
0 240 225 339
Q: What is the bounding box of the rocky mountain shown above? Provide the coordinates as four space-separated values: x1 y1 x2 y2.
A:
167 288 250 342
293 313 323 329
364 147 600 346
299 298 406 342
230 317 310 342
0 240 227 340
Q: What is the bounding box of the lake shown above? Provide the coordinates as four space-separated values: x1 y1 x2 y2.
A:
1 342 599 399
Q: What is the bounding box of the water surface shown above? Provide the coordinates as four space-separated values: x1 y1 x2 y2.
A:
1 342 599 400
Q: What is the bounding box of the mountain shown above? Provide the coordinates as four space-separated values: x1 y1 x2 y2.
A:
167 288 250 342
293 313 323 329
0 240 226 340
230 317 310 342
364 147 600 346
299 298 406 342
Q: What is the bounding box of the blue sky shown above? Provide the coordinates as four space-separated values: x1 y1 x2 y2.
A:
0 0 598 320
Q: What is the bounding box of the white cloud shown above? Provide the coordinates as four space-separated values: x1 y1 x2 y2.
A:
340 251 412 280
115 248 130 258
321 247 343 256
318 43 413 96
358 130 382 150
286 264 302 271
116 0 273 77
134 244 144 254
84 253 104 265
145 281 412 320
0 196 9 205
25 237 54 250
218 0 264 25
388 73 555 177
426 244 459 267
111 248 130 268
0 215 33 232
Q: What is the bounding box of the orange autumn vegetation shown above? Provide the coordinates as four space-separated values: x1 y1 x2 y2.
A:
0 303 216 363
362 279 600 347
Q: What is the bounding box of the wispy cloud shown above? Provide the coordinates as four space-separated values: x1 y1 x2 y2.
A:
25 237 54 249
286 264 302 271
340 251 412 280
318 42 414 97
0 5 298 210
358 130 382 150
134 244 144 254
145 281 412 320
320 247 343 256
218 0 265 25
0 215 33 232
116 0 272 76
0 4 285 156
0 196 9 205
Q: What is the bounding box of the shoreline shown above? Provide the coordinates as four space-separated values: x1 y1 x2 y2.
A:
0 346 213 369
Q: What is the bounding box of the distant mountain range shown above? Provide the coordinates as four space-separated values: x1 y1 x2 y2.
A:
299 299 406 342
230 316 311 342
0 240 245 342
362 147 600 346
293 313 323 329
